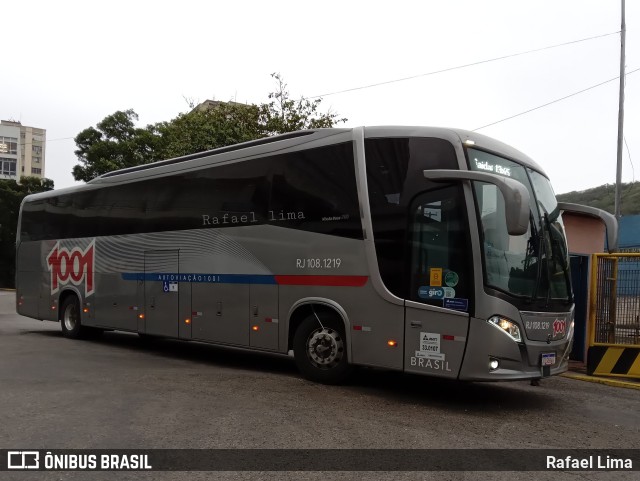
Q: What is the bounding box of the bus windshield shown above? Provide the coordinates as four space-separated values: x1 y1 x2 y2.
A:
468 149 570 302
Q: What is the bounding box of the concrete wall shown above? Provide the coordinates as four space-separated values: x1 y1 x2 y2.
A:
0 121 46 180
0 123 20 180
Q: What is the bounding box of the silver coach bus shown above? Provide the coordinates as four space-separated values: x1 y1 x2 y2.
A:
15 127 617 384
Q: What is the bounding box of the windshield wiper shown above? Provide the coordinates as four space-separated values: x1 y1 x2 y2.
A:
543 210 574 304
541 212 554 306
540 210 573 305
530 212 544 303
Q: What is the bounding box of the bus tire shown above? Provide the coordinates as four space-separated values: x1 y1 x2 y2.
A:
60 295 85 339
293 312 352 384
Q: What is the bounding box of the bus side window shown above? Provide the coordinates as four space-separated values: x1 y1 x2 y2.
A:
267 142 361 239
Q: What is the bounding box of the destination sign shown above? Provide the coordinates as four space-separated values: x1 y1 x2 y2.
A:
474 158 512 177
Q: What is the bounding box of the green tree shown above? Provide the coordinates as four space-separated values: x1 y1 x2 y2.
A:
557 182 640 216
72 74 346 181
261 73 346 135
72 109 161 182
0 177 54 288
155 101 264 159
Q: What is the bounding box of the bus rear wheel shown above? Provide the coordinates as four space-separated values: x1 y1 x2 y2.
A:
293 312 352 384
60 295 85 339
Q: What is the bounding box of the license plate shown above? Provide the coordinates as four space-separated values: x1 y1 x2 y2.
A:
541 353 556 366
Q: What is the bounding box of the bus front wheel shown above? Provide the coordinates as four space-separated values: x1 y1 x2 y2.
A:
293 312 352 384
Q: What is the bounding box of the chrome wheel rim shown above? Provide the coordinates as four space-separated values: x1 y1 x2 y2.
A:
306 327 344 369
63 303 78 332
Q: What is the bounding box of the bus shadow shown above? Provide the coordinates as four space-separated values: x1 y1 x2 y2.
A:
25 328 556 411
22 327 299 377
21 329 62 337
346 368 557 413
102 330 301 379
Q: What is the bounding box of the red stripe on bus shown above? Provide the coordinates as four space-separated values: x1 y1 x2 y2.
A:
443 335 455 341
274 275 368 287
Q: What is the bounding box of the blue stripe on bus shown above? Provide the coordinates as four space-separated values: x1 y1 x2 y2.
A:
121 273 369 287
121 273 277 284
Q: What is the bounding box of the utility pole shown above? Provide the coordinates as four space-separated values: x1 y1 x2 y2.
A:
615 0 626 219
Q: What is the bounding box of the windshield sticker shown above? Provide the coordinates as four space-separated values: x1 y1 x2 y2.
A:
444 271 459 287
443 287 455 298
429 268 443 286
423 205 442 222
419 286 444 300
444 298 468 312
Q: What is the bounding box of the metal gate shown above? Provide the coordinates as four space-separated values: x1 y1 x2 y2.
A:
587 253 640 378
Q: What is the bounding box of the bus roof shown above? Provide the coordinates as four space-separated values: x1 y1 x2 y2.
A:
24 126 548 202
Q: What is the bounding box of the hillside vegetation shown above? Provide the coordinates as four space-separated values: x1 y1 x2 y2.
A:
557 182 640 216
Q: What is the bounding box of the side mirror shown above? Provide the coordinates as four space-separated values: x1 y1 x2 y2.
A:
423 169 530 236
557 202 618 253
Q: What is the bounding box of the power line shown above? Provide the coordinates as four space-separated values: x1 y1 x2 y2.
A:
472 67 640 131
622 71 635 184
46 136 74 142
2 136 76 150
624 136 635 183
310 31 620 99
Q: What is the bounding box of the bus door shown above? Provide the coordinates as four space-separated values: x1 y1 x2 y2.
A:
404 187 471 378
143 250 180 337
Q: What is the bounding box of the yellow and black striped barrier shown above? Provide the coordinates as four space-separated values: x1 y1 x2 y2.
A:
587 253 640 380
587 346 640 377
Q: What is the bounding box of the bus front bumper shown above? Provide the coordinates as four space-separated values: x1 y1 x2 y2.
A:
458 316 573 381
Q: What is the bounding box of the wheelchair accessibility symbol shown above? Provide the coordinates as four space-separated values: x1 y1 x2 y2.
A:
162 281 178 293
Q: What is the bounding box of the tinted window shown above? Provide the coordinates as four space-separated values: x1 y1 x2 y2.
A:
408 187 472 311
20 200 48 241
148 160 270 232
20 142 362 241
269 142 360 238
364 137 459 298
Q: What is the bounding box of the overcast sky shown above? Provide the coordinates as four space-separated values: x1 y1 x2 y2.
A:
3 0 638 195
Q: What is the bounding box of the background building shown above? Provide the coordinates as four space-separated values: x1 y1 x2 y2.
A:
563 214 607 363
564 213 640 363
618 215 640 252
0 120 46 180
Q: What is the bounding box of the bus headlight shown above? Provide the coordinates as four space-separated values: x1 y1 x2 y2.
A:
487 316 522 342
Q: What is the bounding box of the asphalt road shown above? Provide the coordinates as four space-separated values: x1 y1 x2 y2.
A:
1 290 639 481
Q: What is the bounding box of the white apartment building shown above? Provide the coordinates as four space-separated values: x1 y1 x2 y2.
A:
0 120 46 180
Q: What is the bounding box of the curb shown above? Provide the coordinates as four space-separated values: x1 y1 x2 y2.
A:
561 371 640 391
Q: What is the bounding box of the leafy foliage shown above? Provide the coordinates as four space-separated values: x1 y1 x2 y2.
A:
0 177 54 287
261 73 347 135
72 74 347 181
155 102 264 159
72 110 162 182
557 182 640 216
